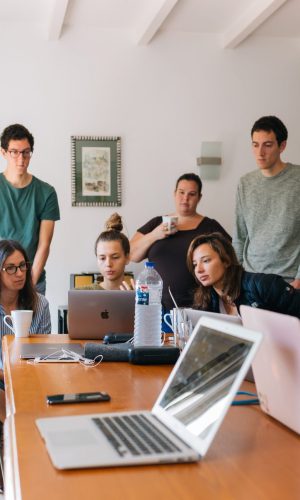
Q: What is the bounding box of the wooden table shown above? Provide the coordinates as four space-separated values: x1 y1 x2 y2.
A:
2 335 300 500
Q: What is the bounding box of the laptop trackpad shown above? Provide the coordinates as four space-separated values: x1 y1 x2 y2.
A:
48 429 94 447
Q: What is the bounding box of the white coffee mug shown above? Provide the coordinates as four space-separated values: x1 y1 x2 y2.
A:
163 311 173 332
3 310 33 338
163 307 185 332
162 215 178 233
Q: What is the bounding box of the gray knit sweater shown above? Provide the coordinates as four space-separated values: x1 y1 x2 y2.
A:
233 163 300 280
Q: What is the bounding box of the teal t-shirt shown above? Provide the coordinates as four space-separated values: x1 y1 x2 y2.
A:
0 174 60 282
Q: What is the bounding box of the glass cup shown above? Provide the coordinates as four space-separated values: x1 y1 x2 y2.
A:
176 317 193 350
163 308 193 350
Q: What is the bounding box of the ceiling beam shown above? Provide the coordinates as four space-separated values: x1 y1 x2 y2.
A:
136 0 179 45
222 0 288 49
47 0 70 40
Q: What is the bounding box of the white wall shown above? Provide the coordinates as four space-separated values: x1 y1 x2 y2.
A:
0 25 300 330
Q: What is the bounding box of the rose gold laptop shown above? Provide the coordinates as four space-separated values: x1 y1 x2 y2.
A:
240 306 300 434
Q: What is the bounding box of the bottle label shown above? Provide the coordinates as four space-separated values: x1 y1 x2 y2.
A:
136 285 149 305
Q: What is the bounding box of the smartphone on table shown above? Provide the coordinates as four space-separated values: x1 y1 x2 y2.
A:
46 392 111 405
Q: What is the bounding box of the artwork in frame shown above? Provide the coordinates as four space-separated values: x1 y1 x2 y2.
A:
71 136 121 207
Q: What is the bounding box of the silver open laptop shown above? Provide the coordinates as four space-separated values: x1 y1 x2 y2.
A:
241 305 300 434
68 290 135 340
36 317 262 469
184 309 255 381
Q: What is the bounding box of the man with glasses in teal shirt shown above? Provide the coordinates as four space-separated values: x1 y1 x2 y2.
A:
0 124 60 294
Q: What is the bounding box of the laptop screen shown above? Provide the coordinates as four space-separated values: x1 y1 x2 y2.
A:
155 320 255 453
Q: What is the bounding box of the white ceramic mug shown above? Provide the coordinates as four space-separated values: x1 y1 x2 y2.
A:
164 307 184 332
3 310 33 338
162 215 178 234
163 311 174 332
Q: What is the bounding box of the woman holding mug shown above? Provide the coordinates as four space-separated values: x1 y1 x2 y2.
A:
130 173 230 313
186 232 300 318
0 239 51 382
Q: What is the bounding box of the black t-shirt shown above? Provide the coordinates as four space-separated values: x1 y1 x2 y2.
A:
138 216 231 310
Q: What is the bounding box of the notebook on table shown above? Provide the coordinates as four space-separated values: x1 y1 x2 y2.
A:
240 305 300 434
36 317 262 469
68 290 135 340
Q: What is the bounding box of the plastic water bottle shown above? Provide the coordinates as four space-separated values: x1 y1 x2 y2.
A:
134 262 163 346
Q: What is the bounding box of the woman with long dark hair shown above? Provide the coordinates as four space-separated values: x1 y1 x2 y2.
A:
0 239 51 358
0 239 51 328
187 232 300 318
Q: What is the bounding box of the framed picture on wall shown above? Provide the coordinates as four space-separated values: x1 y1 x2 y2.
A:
71 136 121 206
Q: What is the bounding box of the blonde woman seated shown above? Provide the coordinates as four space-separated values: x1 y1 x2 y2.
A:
83 213 133 291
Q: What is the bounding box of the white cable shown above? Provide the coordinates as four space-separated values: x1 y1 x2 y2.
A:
27 348 103 367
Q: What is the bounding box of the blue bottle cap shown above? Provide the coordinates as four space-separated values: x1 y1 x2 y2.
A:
145 262 154 268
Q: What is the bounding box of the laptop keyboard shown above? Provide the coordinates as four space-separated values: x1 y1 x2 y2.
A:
92 414 182 457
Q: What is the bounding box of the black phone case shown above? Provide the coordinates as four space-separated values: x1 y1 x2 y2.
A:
47 392 110 404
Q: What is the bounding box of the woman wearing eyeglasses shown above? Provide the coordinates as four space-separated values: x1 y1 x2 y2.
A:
0 239 51 333
0 239 51 403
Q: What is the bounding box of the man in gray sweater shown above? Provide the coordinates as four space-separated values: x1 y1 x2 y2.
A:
233 115 300 289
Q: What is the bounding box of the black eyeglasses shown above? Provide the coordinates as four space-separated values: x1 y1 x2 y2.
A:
7 149 32 160
1 262 30 275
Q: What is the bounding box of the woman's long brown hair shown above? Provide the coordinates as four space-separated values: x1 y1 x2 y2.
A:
186 232 243 309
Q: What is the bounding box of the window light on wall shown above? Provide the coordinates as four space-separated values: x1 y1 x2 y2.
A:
197 141 222 180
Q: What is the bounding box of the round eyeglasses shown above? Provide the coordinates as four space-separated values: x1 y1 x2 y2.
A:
1 262 30 275
7 149 32 160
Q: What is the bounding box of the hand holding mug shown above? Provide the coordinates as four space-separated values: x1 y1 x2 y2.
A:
152 223 168 241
